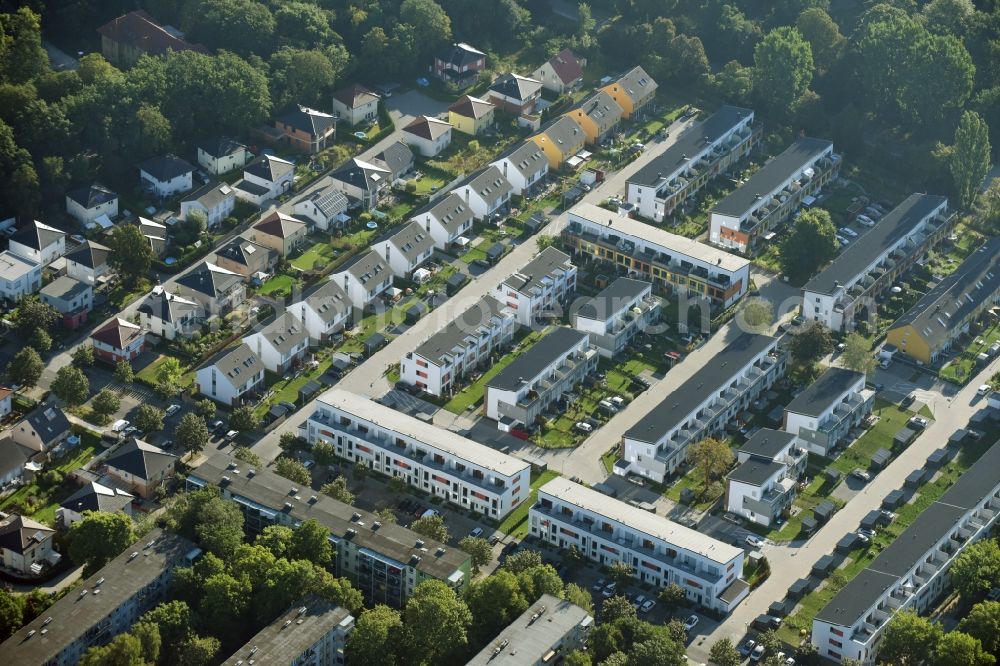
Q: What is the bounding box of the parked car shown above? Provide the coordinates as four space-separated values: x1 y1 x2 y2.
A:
881 509 897 521
856 214 875 227
489 535 500 545
851 469 871 482
908 415 929 429
602 582 617 598
856 532 870 545
640 599 656 613
210 419 225 432
745 535 764 548
858 528 876 540
165 404 181 417
739 640 757 658
723 512 741 525
575 421 594 433
977 384 992 396
839 227 858 238
470 527 484 538
592 578 606 592
901 392 916 408
303 460 316 470
632 594 646 609
683 614 699 631
750 644 766 662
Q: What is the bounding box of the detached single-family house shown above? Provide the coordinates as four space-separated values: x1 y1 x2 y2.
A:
252 211 308 257
214 237 277 278
12 403 70 453
329 158 391 210
58 482 134 528
175 261 246 317
97 9 206 68
136 217 168 258
410 193 474 250
289 280 351 344
529 116 586 169
372 221 435 278
331 84 380 125
532 48 584 94
402 116 453 157
448 95 496 136
490 141 549 197
0 252 41 302
104 438 178 499
243 312 309 373
65 183 118 224
373 141 415 181
0 514 59 575
180 182 235 227
0 437 30 488
65 240 110 285
196 343 265 406
433 42 486 88
197 137 249 175
40 276 92 330
487 73 543 116
564 90 623 144
452 165 513 221
139 154 194 198
138 286 200 340
601 66 657 118
92 318 145 365
274 105 336 153
9 220 66 267
234 154 295 207
294 185 350 231
330 250 393 312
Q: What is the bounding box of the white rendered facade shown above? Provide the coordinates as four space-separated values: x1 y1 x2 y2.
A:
571 277 660 358
783 368 875 456
491 247 577 326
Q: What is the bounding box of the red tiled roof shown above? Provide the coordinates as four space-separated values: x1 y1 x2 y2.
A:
449 95 495 120
548 48 584 85
332 84 379 110
91 317 143 350
254 211 306 239
97 10 207 57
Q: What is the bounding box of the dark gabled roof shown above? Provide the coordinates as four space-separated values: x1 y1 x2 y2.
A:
501 246 573 295
494 141 547 179
61 482 133 515
489 73 542 102
255 211 306 240
449 95 495 119
139 154 194 182
381 221 434 263
64 240 110 270
436 42 486 69
804 194 950 296
625 334 778 444
411 193 474 235
9 220 65 251
630 106 754 187
888 236 1000 349
711 137 833 218
138 286 199 323
332 83 379 110
610 65 657 102
545 48 584 85
337 249 390 285
0 514 54 554
454 165 513 203
488 328 588 391
0 438 29 480
331 158 390 193
176 261 243 299
375 141 414 177
537 115 585 151
276 105 336 138
785 367 865 418
204 343 263 383
301 280 350 324
249 312 307 356
573 277 649 322
729 457 785 486
184 181 234 209
215 237 274 270
96 10 206 56
20 404 69 445
303 185 350 218
403 116 452 141
414 295 508 366
739 428 797 462
92 317 143 350
245 154 294 183
66 183 117 209
198 137 245 159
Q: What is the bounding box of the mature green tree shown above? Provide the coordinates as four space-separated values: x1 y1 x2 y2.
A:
658 583 688 616
404 580 473 664
73 345 95 367
400 0 452 60
16 297 58 334
7 346 43 387
795 9 844 72
321 476 354 504
108 224 152 286
269 47 338 109
256 525 294 557
790 321 834 366
232 446 262 467
196 399 216 418
603 594 637 623
175 635 221 666
959 601 1000 655
141 600 194 647
756 629 780 654
114 360 134 384
709 637 741 666
130 621 161 664
230 543 276 589
0 119 39 216
932 631 994 666
713 60 754 105
155 358 183 386
951 540 1000 600
840 333 876 375
52 365 90 406
502 549 543 574
289 518 333 567
194 494 245 558
346 605 402 666
201 572 251 635
0 588 24 640
877 610 942 666
897 33 974 127
274 2 334 48
69 511 136 574
922 0 975 36
779 208 838 283
741 298 774 332
375 507 397 524
576 2 596 49
950 111 992 210
135 405 165 434
183 0 275 56
771 0 829 24
0 8 48 84
458 536 493 573
688 437 733 488
91 389 121 421
629 633 686 666
411 514 450 543
313 441 336 466
464 570 529 643
564 583 594 614
176 413 210 456
275 457 311 485
30 327 51 353
753 26 814 117
80 632 144 666
229 405 257 432
517 564 564 601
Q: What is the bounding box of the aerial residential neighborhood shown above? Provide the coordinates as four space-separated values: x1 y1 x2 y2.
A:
1 2 1000 666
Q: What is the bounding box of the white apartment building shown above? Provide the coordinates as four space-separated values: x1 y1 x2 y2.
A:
289 279 351 344
491 246 576 326
401 295 515 397
306 389 531 519
490 141 549 197
813 442 1000 664
783 367 875 456
708 137 839 253
725 429 806 528
411 193 475 250
329 249 393 313
620 333 785 483
452 165 513 221
626 106 756 222
530 478 748 613
371 221 435 278
801 194 953 332
242 311 309 374
571 277 661 358
485 328 597 425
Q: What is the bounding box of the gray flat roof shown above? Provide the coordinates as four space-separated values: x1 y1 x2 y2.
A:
630 106 753 187
938 438 1000 509
711 137 833 218
870 502 965 577
625 333 778 444
414 296 508 366
729 457 785 486
223 596 352 665
488 327 588 392
803 194 949 296
785 367 864 418
814 568 899 627
739 428 797 461
466 594 591 665
501 246 573 295
573 277 650 322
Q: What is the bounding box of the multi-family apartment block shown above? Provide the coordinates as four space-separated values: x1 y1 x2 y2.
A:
491 246 576 326
305 390 531 519
222 597 354 666
627 106 757 222
783 367 875 456
709 137 840 253
571 277 661 358
802 194 952 332
725 429 806 528
530 478 748 613
620 333 785 482
566 202 750 308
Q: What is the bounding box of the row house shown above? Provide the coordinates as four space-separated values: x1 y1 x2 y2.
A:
570 277 661 358
329 250 392 314
725 429 806 528
242 311 309 374
783 367 875 456
138 286 199 340
601 66 657 118
371 221 435 278
490 141 549 197
566 202 750 308
709 137 840 253
620 333 785 483
802 194 953 333
452 166 514 221
564 90 623 144
306 389 531 520
196 343 265 406
627 106 757 223
530 478 748 613
529 116 586 169
491 246 576 326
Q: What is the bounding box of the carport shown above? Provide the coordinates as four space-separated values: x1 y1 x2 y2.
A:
814 500 836 523
860 509 882 531
812 554 837 576
524 213 545 234
871 448 891 470
926 448 950 469
298 380 322 402
894 427 917 448
364 332 387 356
882 489 906 509
904 469 927 489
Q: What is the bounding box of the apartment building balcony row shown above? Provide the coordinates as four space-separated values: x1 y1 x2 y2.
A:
739 156 841 236
654 126 758 203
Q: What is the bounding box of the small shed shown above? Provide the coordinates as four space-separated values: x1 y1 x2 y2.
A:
871 448 892 470
446 272 468 295
812 554 837 576
268 403 288 421
485 242 506 264
788 578 813 600
926 448 950 469
298 380 322 402
767 405 785 423
904 469 926 489
814 500 836 523
768 599 793 618
364 332 387 356
949 429 970 446
330 356 351 377
679 487 696 505
882 489 906 509
563 185 584 205
894 427 917 448
836 533 860 553
524 213 545 234
405 302 427 325
800 515 818 535
860 509 882 531
824 468 842 485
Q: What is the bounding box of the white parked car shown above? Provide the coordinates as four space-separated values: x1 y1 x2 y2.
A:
575 421 594 433
977 384 991 397
640 599 656 613
683 614 699 631
856 214 875 227
745 535 764 548
165 404 181 416
839 227 858 238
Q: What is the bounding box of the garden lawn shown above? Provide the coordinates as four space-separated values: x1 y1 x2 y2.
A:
258 273 297 297
442 329 548 414
253 355 335 420
291 238 339 271
497 469 560 540
136 354 195 389
828 399 922 476
0 444 99 526
940 322 1000 385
